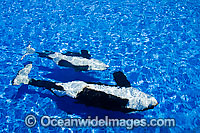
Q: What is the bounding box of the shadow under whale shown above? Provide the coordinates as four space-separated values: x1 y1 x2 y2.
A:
38 66 101 83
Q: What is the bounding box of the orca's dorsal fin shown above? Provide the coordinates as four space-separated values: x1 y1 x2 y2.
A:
113 71 131 87
81 50 91 59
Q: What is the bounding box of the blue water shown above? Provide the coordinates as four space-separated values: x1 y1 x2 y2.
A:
0 0 200 132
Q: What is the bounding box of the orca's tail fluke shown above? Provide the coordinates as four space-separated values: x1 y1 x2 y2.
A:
12 63 32 85
113 71 131 87
20 45 36 60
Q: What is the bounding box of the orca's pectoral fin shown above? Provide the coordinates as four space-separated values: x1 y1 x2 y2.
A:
58 60 89 71
74 68 82 72
81 50 91 59
113 71 131 87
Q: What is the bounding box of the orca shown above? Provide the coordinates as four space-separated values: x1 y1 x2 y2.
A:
13 63 158 113
21 45 109 71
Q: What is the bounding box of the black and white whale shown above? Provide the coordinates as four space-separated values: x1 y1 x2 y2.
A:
21 45 109 71
12 63 158 112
